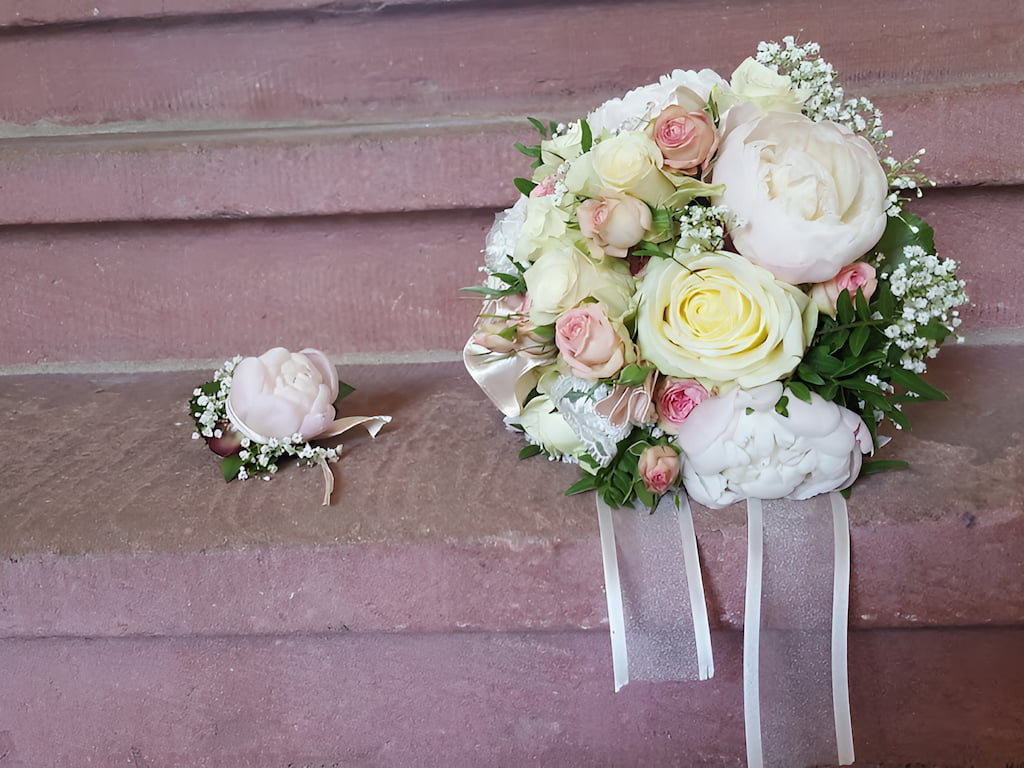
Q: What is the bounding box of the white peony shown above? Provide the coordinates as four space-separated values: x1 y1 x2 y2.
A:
484 197 527 272
588 69 728 135
712 111 888 285
674 382 873 509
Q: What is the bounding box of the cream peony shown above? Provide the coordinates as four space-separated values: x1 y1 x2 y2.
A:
227 347 339 442
523 245 635 325
636 253 816 388
517 395 587 458
712 111 888 284
674 382 873 508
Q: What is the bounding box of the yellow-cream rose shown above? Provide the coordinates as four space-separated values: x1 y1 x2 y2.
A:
524 245 635 325
535 122 587 178
725 58 809 114
517 394 587 458
636 252 817 388
565 131 675 206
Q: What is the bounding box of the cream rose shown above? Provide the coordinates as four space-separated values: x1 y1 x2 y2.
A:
523 245 635 326
565 131 675 206
636 252 816 388
725 58 809 115
517 394 587 458
512 194 573 264
535 122 587 178
577 192 652 258
674 382 873 508
226 347 339 442
810 262 878 318
712 111 888 284
554 303 626 380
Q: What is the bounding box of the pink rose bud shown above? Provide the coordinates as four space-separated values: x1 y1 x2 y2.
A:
530 175 559 198
648 105 720 174
638 444 680 494
554 303 626 381
655 377 709 434
226 347 340 442
810 262 878 318
576 192 652 258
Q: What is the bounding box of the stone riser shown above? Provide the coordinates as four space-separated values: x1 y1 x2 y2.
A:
2 628 1022 767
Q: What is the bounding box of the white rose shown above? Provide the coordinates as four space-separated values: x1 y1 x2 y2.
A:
723 58 810 115
516 394 587 458
512 194 573 264
587 69 727 135
674 382 873 508
712 111 888 284
636 253 816 388
524 245 635 325
565 131 675 206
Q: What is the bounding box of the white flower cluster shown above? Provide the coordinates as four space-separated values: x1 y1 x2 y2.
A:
235 435 340 480
881 245 967 373
190 355 241 440
674 204 729 257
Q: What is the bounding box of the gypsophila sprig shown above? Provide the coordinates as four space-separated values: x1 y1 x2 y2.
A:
464 36 966 509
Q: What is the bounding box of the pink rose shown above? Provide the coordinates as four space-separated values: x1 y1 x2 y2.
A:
638 444 680 494
554 303 626 380
656 377 709 434
810 262 878 318
226 347 339 442
576 192 652 258
647 105 720 174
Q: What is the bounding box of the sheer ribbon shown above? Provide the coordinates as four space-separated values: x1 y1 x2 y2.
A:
744 492 854 767
596 492 714 691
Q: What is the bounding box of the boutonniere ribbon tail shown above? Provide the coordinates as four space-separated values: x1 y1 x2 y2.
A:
464 34 967 768
190 347 390 505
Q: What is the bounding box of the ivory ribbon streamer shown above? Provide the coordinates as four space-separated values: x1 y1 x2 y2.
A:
743 492 854 767
462 338 545 418
315 415 391 506
597 492 714 691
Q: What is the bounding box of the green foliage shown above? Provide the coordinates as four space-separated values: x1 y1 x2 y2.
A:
220 454 243 482
874 212 935 263
617 364 653 387
563 429 674 509
513 177 537 197
518 444 543 460
461 264 528 299
333 380 355 407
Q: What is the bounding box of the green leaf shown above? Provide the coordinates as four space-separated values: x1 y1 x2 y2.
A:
565 474 598 496
518 444 543 460
579 119 593 153
514 142 542 158
774 394 789 416
873 280 896 319
527 116 548 138
887 367 948 401
745 407 754 415
531 323 556 341
860 459 910 476
874 211 935 261
854 286 871 321
836 289 855 325
617 364 651 388
787 380 812 403
849 324 871 357
796 363 826 386
220 454 243 482
513 177 537 197
333 380 355 406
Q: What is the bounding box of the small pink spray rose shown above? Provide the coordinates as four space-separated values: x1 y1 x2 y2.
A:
810 262 878 318
554 303 626 380
655 377 710 434
638 444 681 494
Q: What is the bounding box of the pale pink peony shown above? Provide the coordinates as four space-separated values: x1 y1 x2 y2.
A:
226 347 339 442
638 444 681 494
655 377 709 434
810 262 878 318
554 303 626 380
576 192 652 258
648 105 720 174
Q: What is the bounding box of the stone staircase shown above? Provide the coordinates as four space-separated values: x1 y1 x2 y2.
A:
1 2 1022 766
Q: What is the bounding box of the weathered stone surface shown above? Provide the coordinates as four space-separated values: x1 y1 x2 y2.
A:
1 628 1022 767
1 348 1020 638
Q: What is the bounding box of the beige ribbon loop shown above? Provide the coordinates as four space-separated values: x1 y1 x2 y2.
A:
462 337 544 418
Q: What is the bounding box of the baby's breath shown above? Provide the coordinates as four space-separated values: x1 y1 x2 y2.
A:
675 205 729 257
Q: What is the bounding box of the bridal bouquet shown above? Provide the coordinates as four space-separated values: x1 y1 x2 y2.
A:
465 37 966 510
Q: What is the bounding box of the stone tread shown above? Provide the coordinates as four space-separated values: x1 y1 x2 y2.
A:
1 346 1021 639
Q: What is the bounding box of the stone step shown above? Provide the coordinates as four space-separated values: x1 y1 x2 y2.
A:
1 187 1020 368
2 345 1020 641
1 347 1021 765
